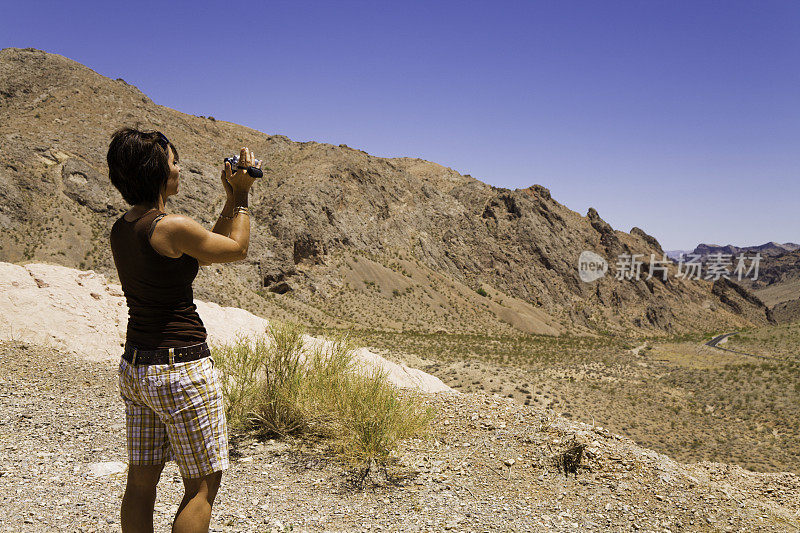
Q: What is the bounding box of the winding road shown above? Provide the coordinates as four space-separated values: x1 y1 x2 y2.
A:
705 332 778 361
706 332 740 348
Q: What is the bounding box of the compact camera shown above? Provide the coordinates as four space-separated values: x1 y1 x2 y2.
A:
224 155 264 178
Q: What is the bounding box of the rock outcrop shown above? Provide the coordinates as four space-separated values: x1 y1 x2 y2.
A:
0 261 452 393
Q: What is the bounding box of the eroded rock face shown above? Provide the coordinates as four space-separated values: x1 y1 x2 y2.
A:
61 158 111 213
587 207 623 256
631 226 664 255
0 48 775 336
712 277 775 324
0 261 453 393
293 234 326 265
773 298 800 323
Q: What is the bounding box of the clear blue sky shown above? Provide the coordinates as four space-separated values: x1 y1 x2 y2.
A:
2 1 797 250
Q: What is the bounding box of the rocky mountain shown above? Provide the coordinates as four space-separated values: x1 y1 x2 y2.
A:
0 48 775 337
686 242 800 260
664 249 692 262
665 242 799 323
738 249 800 323
668 239 800 322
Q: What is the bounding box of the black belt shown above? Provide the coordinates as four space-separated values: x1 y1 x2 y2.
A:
123 341 210 366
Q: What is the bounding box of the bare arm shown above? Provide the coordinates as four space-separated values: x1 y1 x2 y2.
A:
195 148 258 265
210 196 235 239
166 197 248 264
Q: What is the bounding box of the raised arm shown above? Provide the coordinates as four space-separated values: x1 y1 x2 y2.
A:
168 203 250 264
168 147 258 265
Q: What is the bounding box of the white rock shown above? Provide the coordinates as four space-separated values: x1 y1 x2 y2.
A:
88 461 127 477
0 262 453 393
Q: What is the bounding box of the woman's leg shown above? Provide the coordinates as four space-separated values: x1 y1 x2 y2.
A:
160 355 229 532
121 463 165 533
172 471 223 533
119 356 173 532
138 353 228 532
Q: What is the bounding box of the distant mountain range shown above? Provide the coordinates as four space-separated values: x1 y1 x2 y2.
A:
664 243 799 323
666 242 800 262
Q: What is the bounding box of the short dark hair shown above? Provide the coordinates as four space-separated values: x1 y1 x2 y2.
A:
107 127 179 205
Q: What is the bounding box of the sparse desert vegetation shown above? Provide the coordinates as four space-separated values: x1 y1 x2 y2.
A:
309 323 800 473
725 321 800 359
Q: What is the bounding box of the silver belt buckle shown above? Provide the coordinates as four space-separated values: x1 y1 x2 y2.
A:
169 347 175 366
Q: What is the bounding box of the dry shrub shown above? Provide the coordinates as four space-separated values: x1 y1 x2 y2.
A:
211 321 436 477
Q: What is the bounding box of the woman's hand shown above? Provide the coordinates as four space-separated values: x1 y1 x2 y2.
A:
220 165 234 198
223 147 261 193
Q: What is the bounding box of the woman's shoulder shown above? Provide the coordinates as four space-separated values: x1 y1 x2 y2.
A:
146 213 186 258
151 213 202 235
148 213 207 257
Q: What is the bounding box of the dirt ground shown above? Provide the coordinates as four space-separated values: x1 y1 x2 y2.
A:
2 339 800 532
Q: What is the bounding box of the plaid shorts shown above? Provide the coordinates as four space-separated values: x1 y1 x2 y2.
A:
117 351 230 479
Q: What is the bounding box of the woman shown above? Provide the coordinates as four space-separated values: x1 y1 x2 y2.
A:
108 127 259 533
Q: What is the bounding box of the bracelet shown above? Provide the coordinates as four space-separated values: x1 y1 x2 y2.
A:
219 207 249 220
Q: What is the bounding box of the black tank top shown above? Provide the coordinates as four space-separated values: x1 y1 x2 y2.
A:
109 207 207 349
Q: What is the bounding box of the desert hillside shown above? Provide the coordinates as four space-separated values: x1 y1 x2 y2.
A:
4 259 800 477
0 47 774 337
737 249 800 323
670 242 799 323
3 339 800 532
